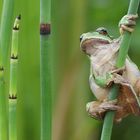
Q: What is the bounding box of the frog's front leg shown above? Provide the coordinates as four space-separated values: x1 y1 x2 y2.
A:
110 66 125 75
86 100 121 120
119 14 138 34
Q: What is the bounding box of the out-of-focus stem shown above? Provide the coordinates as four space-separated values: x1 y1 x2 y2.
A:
40 0 52 140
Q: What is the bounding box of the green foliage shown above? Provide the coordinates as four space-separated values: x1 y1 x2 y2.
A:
0 0 140 140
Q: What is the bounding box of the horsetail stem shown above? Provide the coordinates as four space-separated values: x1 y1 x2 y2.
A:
101 0 140 140
9 15 21 140
0 0 15 66
40 0 52 139
0 59 6 140
0 0 14 139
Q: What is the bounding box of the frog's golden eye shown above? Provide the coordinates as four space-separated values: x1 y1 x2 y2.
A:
96 27 108 35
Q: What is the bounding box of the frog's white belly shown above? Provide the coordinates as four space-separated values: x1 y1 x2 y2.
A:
89 52 117 100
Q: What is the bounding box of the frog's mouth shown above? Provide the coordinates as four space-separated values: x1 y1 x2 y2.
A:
81 38 110 53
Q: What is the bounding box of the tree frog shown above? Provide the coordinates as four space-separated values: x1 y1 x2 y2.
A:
80 15 140 122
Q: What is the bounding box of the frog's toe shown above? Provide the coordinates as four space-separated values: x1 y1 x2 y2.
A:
120 25 134 33
101 99 121 111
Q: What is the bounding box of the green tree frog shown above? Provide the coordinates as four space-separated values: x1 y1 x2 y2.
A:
80 15 140 122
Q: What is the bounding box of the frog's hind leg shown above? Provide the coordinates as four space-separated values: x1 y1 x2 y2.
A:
121 84 140 115
113 73 140 117
125 59 140 97
86 100 120 120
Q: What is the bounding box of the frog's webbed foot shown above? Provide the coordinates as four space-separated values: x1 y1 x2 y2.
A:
119 14 138 34
86 100 121 120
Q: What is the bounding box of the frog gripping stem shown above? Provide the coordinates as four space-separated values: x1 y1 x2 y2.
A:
101 0 140 140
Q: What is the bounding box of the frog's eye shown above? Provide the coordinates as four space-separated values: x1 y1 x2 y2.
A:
96 27 108 35
80 35 83 42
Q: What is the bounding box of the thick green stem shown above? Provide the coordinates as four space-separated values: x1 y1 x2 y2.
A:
40 0 52 140
0 1 14 140
9 16 20 140
101 0 140 140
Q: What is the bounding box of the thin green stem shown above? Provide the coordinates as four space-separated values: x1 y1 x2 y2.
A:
9 100 17 140
0 0 15 66
9 16 21 140
101 0 140 140
40 0 52 140
0 66 7 140
0 0 15 140
100 85 119 140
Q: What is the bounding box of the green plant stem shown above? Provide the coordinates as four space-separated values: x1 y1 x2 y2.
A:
0 1 14 140
9 16 21 140
0 0 15 66
40 0 52 140
101 0 140 140
9 99 17 140
0 65 7 140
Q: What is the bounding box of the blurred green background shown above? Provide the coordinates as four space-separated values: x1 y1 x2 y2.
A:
0 0 140 140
